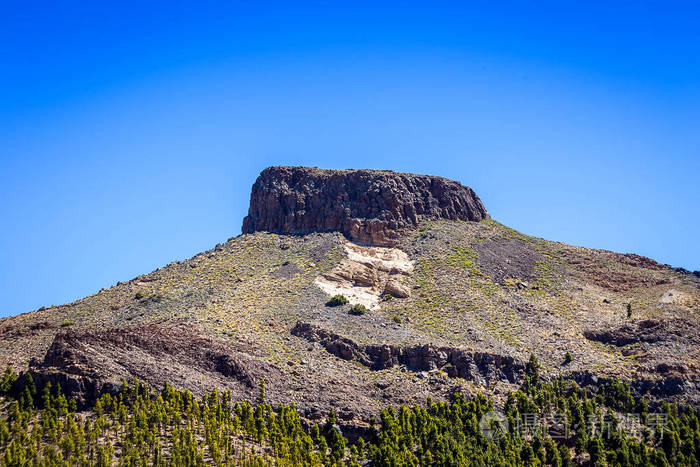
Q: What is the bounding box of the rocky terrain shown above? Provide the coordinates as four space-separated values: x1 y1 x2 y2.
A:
1 166 698 426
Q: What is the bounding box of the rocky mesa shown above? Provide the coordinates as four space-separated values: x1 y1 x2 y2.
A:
241 166 489 245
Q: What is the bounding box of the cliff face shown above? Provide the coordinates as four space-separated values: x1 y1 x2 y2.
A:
241 166 489 245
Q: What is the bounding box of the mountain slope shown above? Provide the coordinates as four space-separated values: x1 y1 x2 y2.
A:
1 167 698 424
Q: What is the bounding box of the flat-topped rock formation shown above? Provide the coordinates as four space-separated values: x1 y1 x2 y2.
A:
1 164 698 423
241 166 489 245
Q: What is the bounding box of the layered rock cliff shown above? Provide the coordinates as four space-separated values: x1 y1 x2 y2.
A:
241 166 489 245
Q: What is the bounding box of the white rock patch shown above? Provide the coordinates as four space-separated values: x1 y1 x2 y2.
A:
660 289 686 304
315 241 414 311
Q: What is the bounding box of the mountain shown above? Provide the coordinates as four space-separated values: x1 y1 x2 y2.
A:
0 166 698 464
2 166 697 413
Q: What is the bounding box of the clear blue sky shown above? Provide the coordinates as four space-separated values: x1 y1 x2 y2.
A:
1 2 699 318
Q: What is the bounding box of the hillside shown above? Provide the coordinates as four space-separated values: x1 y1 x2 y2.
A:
0 166 698 464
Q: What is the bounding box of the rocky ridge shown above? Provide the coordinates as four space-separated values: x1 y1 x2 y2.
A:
291 322 525 386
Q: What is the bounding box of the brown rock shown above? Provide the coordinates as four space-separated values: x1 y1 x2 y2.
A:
242 166 489 245
384 275 411 298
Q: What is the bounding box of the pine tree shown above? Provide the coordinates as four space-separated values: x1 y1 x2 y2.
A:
258 379 266 405
0 366 17 394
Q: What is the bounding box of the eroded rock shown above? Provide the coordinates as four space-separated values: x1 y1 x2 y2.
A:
583 318 698 347
291 322 525 386
314 241 414 310
29 324 286 403
242 166 489 246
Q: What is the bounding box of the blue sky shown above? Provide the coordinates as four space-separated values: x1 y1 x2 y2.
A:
1 2 699 318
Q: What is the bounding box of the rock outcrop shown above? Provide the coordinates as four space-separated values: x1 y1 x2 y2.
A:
291 322 525 387
28 324 286 404
315 241 414 310
242 166 489 245
583 317 699 347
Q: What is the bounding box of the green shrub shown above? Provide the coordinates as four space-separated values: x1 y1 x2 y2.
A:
349 304 368 315
60 321 75 327
563 351 572 365
326 295 349 307
134 291 162 303
392 315 402 324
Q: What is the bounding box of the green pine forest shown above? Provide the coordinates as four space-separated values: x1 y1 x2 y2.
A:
0 356 698 466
